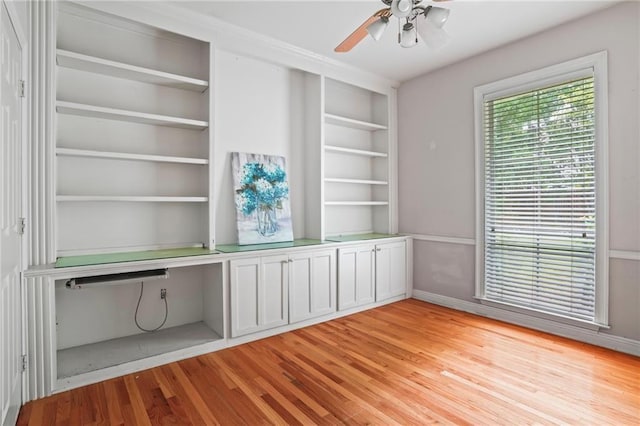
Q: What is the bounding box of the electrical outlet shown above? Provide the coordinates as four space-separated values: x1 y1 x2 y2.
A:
160 288 167 299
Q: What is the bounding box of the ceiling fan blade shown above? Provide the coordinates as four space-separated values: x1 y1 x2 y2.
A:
335 14 380 53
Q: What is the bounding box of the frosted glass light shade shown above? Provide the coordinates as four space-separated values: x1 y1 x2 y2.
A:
400 24 417 48
426 7 450 29
417 18 450 50
367 17 389 41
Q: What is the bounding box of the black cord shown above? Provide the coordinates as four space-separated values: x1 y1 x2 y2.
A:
134 282 168 333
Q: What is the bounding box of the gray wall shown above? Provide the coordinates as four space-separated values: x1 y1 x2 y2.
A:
398 1 639 340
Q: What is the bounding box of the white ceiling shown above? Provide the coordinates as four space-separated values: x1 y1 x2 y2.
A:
173 0 620 82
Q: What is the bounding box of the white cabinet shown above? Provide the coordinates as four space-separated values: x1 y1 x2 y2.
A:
375 241 407 302
338 244 376 310
338 240 406 310
230 255 289 338
289 249 336 324
231 249 337 336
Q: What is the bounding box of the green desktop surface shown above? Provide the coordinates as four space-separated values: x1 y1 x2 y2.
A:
55 235 401 267
215 239 327 253
55 247 217 268
325 233 399 242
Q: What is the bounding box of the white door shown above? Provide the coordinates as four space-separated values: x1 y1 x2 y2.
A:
355 246 375 305
387 242 407 298
0 2 23 424
229 258 261 337
260 255 289 329
289 249 336 324
375 242 407 302
338 245 375 310
289 252 312 323
309 249 336 318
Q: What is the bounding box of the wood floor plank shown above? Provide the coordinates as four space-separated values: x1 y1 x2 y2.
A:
18 300 640 425
122 376 152 426
102 380 125 426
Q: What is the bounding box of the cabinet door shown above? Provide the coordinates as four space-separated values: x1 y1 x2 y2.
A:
376 241 407 302
290 250 337 323
310 249 337 318
261 255 289 329
230 258 261 338
289 252 313 323
338 245 375 310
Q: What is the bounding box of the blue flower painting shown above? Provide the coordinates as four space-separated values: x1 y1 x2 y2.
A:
232 152 293 245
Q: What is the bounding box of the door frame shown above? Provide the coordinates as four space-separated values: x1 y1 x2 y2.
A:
2 0 30 412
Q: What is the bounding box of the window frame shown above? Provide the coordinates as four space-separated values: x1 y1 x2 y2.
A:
473 52 609 328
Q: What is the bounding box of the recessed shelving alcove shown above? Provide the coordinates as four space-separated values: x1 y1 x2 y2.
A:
55 2 213 257
322 78 391 238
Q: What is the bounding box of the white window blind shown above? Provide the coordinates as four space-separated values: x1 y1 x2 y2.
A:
483 75 597 322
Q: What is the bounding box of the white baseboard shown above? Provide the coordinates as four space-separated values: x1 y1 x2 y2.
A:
412 289 640 357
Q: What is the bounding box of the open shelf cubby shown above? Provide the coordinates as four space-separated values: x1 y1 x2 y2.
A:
55 263 224 379
56 49 209 92
56 148 209 165
324 145 388 158
56 101 209 130
324 113 388 131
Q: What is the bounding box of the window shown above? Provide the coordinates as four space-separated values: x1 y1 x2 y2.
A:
474 53 608 326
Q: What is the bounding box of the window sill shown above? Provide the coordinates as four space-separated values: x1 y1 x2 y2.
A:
474 297 610 331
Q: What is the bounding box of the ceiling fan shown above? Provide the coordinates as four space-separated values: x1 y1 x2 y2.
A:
335 0 452 52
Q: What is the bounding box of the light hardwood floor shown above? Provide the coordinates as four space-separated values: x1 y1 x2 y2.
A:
17 299 640 425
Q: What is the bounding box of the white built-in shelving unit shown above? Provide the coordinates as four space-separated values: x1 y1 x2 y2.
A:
51 3 223 390
24 1 401 399
55 2 213 256
322 78 391 238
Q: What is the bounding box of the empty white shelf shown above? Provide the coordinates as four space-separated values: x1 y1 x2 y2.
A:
325 201 389 206
56 101 209 130
57 321 221 378
324 145 388 158
56 148 209 165
324 113 388 131
57 196 208 203
325 178 388 185
56 49 209 92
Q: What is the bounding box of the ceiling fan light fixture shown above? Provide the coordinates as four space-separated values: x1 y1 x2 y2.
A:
425 6 450 29
366 16 389 41
334 0 452 52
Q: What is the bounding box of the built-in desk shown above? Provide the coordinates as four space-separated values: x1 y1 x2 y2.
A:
24 234 411 398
